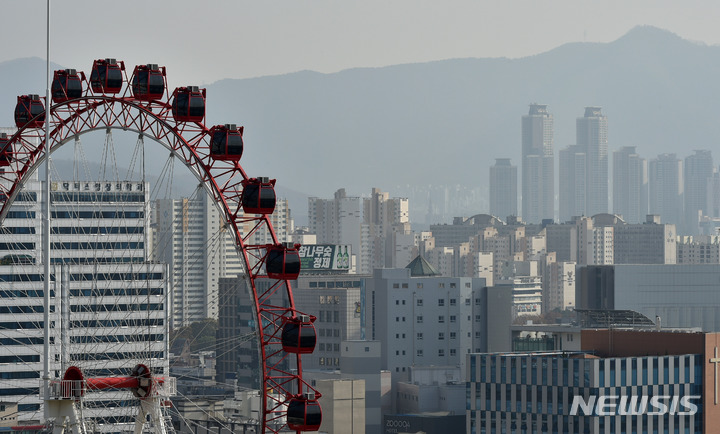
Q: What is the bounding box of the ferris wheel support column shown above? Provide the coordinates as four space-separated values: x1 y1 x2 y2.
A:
42 0 52 422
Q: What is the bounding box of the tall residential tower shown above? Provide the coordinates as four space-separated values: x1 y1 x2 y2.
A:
613 146 647 223
489 158 517 220
576 106 609 216
521 104 554 223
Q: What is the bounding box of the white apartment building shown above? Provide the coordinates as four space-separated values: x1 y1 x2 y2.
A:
153 193 290 327
366 266 501 386
677 235 720 264
309 188 409 274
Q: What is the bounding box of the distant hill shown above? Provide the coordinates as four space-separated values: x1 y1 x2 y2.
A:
2 26 720 222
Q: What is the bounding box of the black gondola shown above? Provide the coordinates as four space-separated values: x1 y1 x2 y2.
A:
131 64 166 101
209 124 243 161
90 59 124 94
0 133 10 167
241 177 276 214
51 69 84 103
14 95 45 129
172 86 206 122
287 393 322 431
266 243 301 280
281 314 317 354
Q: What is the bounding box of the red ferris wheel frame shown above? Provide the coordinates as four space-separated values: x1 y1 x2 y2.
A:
1 63 320 433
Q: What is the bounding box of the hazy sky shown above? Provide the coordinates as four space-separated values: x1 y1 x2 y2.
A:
3 1 720 88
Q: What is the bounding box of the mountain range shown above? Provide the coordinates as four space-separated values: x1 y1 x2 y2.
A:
1 26 719 224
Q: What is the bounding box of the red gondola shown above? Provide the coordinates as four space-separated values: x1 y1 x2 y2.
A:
0 133 10 167
209 124 243 161
131 64 166 101
14 95 45 129
51 69 84 103
241 177 276 214
266 243 301 280
287 393 322 431
281 314 317 354
172 86 206 123
90 58 125 94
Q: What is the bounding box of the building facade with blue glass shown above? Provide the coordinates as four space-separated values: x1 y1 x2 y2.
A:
467 329 720 433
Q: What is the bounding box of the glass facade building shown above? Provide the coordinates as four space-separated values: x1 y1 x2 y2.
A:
467 351 703 433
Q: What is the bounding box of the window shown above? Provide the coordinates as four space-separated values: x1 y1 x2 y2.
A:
417 316 423 323
393 283 399 288
439 283 445 288
417 299 423 306
450 332 456 339
417 333 423 340
365 347 370 352
334 329 340 337
417 283 423 288
402 300 406 305
450 349 456 356
450 315 457 323
438 316 445 323
450 298 457 306
439 349 445 357
438 298 445 306
465 298 471 305
475 298 482 305
396 317 400 322
439 332 445 340
395 300 399 305
396 334 400 338
417 349 423 357
450 282 457 288
319 343 325 351
475 315 482 322
402 283 408 288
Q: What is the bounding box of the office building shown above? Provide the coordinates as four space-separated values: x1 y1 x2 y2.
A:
613 146 648 223
292 274 366 371
521 104 554 223
366 265 509 387
649 153 683 228
467 329 715 433
613 215 676 264
0 178 167 426
577 264 720 331
489 158 518 220
216 277 288 389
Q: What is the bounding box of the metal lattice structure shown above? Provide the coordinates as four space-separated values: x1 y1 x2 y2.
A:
1 61 321 434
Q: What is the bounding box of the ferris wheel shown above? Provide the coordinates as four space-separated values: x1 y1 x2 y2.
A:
0 60 321 434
